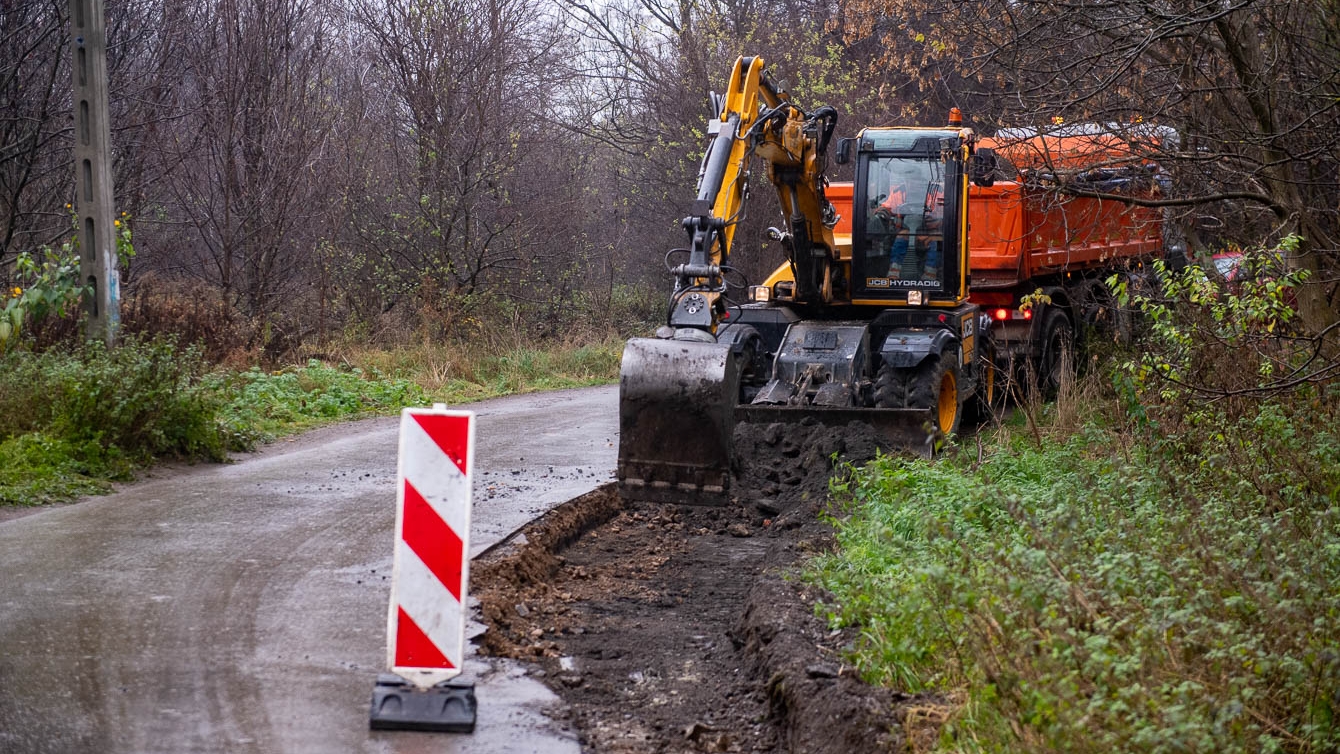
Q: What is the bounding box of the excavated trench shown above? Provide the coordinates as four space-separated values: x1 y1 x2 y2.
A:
470 420 953 753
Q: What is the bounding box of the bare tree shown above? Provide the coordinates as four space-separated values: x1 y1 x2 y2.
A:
0 0 69 275
341 0 579 332
152 0 337 326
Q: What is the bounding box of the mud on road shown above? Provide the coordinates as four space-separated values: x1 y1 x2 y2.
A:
472 420 950 753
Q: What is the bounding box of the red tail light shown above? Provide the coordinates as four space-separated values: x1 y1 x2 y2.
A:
991 307 1034 321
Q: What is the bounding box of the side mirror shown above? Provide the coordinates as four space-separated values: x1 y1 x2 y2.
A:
971 147 997 187
834 137 854 165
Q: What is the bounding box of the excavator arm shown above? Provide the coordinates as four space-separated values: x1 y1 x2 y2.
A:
667 56 839 334
619 56 840 506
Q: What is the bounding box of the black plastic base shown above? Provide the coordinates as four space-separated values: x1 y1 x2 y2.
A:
369 673 477 733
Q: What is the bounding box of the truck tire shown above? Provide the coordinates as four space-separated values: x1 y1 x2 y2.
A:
1037 309 1074 398
1079 278 1132 348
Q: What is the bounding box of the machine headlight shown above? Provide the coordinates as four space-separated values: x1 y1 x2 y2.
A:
748 285 772 302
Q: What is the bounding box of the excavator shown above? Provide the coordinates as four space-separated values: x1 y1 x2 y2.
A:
617 56 999 506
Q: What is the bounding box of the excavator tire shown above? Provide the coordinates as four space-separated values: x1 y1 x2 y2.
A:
873 362 913 408
910 353 961 437
875 352 960 439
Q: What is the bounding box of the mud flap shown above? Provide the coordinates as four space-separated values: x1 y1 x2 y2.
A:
618 337 741 506
735 406 938 458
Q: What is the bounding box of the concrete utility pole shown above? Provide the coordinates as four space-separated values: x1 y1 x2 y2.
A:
69 0 119 345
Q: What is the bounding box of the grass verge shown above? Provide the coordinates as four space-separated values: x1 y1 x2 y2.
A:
809 396 1340 753
0 336 623 507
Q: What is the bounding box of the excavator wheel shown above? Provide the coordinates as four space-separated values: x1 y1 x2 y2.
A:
910 353 961 437
873 362 913 408
875 353 961 438
718 323 771 403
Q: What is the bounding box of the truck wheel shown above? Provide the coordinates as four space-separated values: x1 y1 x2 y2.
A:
1080 279 1132 348
1038 309 1074 398
969 339 1001 423
910 353 961 436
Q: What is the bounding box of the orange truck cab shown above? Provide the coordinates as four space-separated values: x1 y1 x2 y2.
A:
827 124 1177 377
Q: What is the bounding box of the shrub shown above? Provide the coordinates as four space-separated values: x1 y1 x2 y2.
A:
0 335 225 462
0 433 129 505
205 360 428 444
52 337 228 461
0 336 227 504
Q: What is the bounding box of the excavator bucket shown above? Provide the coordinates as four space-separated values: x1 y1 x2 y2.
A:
618 335 943 506
618 337 741 506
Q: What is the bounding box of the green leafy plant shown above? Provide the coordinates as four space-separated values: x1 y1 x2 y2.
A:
0 244 88 351
1107 235 1312 401
206 360 428 445
0 210 136 351
0 335 228 504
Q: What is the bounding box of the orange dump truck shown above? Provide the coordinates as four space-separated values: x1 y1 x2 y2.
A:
828 125 1178 387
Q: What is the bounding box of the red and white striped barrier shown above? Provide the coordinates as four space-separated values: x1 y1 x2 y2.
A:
386 405 475 689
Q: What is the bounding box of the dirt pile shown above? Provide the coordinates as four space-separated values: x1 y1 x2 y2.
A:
730 418 887 516
470 427 939 753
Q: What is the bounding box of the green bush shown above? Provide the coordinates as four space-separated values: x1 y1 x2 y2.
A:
0 433 127 505
0 336 225 462
811 400 1340 753
206 360 427 444
57 337 226 460
0 336 227 504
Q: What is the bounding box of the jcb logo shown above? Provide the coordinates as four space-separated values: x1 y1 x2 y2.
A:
866 278 892 288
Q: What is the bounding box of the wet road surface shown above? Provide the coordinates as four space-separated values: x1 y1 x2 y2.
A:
0 385 618 753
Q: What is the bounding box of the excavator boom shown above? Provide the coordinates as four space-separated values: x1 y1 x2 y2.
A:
617 56 842 505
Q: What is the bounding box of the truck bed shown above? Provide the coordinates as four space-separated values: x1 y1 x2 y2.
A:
967 181 1163 289
826 178 1163 289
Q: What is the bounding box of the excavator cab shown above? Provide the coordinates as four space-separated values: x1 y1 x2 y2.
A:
845 130 971 306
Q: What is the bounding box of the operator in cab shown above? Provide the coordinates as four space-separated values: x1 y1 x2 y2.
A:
867 173 944 284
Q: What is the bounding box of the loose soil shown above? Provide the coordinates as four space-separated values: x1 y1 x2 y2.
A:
471 420 952 753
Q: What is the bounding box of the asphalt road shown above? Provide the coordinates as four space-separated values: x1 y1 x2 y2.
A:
0 385 619 753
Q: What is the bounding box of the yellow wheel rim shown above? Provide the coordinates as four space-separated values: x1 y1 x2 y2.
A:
938 370 958 432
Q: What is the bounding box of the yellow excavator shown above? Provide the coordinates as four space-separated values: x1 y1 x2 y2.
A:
618 56 998 506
